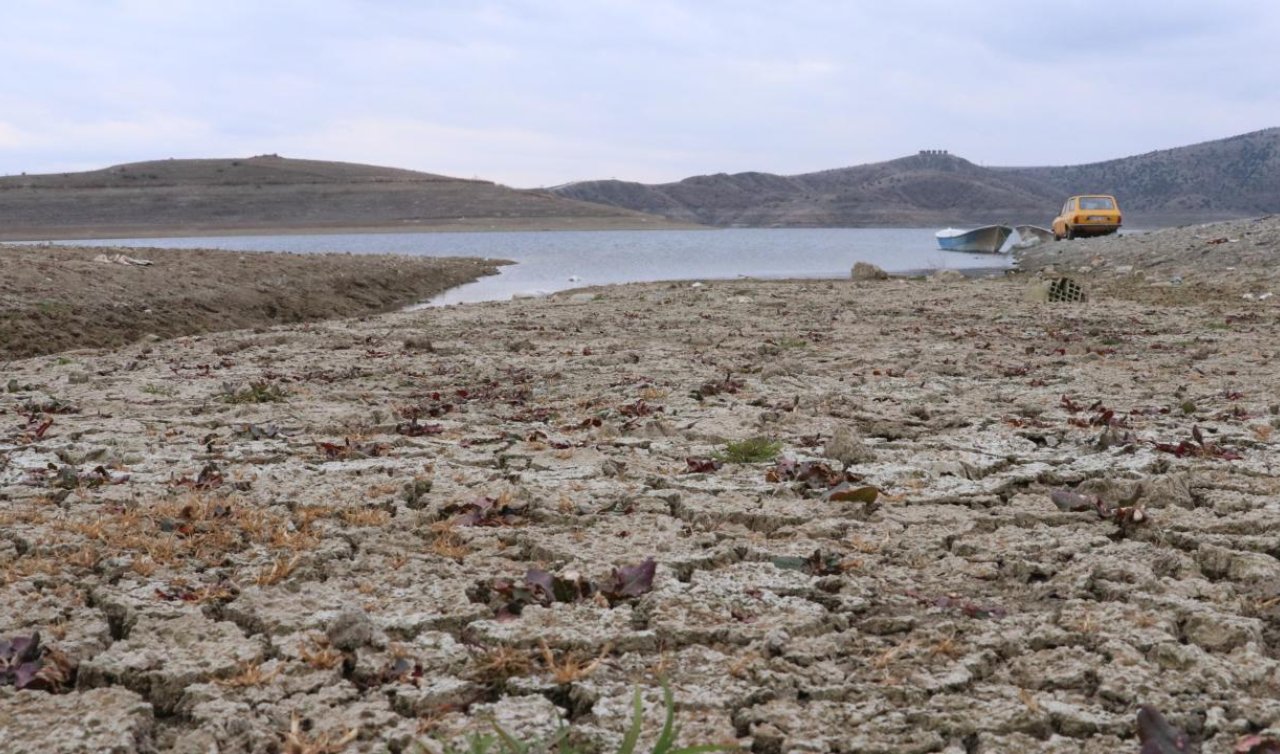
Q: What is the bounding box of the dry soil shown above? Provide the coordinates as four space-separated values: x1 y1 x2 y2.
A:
2 219 1279 753
0 244 506 359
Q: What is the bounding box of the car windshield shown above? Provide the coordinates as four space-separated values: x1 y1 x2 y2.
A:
1079 197 1115 210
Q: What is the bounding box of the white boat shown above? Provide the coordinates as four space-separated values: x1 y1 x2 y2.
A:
1012 225 1055 248
935 225 1014 253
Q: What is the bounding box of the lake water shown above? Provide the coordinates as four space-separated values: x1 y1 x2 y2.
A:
50 228 1014 306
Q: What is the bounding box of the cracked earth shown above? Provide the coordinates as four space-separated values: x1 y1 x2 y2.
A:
3 219 1280 753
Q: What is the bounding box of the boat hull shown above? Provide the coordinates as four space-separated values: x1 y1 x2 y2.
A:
1013 225 1055 247
935 225 1013 253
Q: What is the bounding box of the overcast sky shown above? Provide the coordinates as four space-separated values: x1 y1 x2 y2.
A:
1 0 1277 187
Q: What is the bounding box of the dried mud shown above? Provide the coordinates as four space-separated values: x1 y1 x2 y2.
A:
2 219 1280 753
0 244 506 359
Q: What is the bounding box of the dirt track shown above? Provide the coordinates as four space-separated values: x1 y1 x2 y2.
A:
2 220 1280 752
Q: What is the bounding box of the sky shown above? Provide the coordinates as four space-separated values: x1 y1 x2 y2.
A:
1 0 1277 187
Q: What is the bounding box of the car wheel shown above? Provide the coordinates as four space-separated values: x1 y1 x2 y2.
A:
1066 226 1076 240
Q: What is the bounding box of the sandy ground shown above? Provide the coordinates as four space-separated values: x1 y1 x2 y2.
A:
2 219 1280 753
0 245 506 358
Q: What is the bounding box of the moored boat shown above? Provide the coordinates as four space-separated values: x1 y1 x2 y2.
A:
1013 225 1055 248
935 224 1013 253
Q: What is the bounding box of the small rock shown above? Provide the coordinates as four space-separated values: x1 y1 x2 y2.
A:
1025 280 1052 302
1198 545 1280 584
1182 612 1263 652
1143 473 1194 509
765 628 790 657
599 459 627 478
823 426 876 466
930 269 965 283
851 262 889 281
327 604 378 652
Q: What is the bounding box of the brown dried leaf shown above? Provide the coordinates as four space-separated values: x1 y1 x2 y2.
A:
824 483 879 504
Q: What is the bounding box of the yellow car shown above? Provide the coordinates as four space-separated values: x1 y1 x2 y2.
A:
1052 195 1122 240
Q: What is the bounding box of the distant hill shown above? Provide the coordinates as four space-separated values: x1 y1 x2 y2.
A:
552 128 1280 227
1002 128 1280 221
0 155 686 240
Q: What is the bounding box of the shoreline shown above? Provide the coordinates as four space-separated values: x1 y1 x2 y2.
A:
0 216 708 243
5 214 1255 244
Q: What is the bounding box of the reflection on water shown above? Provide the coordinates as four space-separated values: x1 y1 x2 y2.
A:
50 228 1013 306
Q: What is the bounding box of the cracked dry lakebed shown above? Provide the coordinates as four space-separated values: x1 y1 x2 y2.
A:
3 218 1280 752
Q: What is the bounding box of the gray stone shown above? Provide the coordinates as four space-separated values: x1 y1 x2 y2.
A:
326 603 378 652
1198 545 1280 584
930 269 965 283
1182 612 1264 652
1143 473 1194 509
851 262 889 281
823 426 877 466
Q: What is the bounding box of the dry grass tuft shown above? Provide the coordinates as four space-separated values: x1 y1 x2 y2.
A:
539 640 611 684
639 386 669 401
428 526 470 562
218 661 281 688
1018 687 1041 714
298 635 344 670
257 554 303 586
726 652 760 680
470 645 533 682
928 633 965 660
340 507 391 527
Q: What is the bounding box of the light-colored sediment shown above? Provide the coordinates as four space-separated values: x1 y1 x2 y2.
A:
0 245 507 358
2 218 1280 752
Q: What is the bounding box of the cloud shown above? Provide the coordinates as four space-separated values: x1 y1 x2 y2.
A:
0 122 30 149
0 0 1276 184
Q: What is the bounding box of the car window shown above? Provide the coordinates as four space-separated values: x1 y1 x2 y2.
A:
1079 197 1115 210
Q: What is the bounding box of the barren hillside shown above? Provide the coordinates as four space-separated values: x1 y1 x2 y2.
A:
1004 128 1280 222
0 155 688 240
554 128 1280 227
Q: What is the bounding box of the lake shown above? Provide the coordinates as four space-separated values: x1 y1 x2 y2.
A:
50 228 1014 306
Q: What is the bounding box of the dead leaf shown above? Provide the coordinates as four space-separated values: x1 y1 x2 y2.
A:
824 483 879 504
